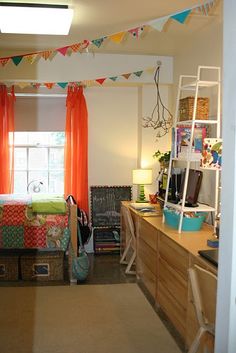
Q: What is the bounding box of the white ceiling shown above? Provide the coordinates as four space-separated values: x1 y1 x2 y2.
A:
0 0 221 56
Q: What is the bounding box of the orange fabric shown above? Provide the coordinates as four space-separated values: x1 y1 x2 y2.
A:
0 85 15 194
64 86 88 213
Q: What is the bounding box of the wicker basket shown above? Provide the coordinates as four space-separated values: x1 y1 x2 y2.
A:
0 254 19 281
20 250 64 281
179 96 209 121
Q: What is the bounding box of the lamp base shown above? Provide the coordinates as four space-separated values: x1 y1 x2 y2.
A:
136 184 148 203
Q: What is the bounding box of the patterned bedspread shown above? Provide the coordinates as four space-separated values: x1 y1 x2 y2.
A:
0 195 70 250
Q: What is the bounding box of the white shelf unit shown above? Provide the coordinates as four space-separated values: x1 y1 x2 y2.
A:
163 66 221 233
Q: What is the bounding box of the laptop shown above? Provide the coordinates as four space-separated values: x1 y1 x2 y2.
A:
198 249 218 267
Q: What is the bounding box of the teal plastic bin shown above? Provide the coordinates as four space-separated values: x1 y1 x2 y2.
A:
163 209 206 231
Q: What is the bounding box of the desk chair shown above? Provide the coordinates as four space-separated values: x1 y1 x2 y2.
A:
120 207 136 275
188 265 217 353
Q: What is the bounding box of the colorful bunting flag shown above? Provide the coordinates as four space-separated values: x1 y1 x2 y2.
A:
11 56 23 66
57 46 69 56
133 71 143 77
57 82 68 89
122 73 131 80
25 54 38 64
17 82 30 89
41 51 53 60
0 58 10 67
32 83 41 89
171 9 191 24
44 83 55 89
109 77 118 82
128 26 144 39
91 37 105 48
109 32 126 43
148 17 168 32
70 43 81 52
96 78 106 85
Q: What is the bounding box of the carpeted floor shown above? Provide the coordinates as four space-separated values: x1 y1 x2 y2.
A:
0 283 182 353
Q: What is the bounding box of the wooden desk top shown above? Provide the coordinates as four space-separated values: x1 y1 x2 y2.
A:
122 201 217 265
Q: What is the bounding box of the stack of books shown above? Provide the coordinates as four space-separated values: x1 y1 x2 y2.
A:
94 228 120 254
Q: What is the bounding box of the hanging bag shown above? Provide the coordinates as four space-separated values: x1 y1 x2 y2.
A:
71 223 90 282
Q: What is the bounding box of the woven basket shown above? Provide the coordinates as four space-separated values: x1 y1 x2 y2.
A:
20 250 64 281
179 96 209 121
0 255 19 281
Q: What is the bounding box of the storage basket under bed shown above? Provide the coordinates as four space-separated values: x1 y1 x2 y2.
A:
179 96 209 121
20 250 64 281
0 251 19 281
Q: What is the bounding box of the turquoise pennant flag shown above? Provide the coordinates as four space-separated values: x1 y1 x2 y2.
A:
91 38 105 48
12 56 23 66
57 82 68 89
171 9 191 24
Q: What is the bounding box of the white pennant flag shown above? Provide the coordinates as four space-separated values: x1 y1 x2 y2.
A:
148 17 169 32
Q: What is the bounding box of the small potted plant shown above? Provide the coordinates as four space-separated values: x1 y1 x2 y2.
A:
153 150 171 169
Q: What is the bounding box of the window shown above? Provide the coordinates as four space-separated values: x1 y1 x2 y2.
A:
13 132 65 194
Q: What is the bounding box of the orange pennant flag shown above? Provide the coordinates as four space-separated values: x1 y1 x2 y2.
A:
122 73 131 80
25 54 38 64
44 83 55 89
0 58 10 67
41 51 53 60
70 43 81 52
109 32 126 43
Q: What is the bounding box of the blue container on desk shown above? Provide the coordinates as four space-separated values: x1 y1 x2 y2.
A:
163 209 207 231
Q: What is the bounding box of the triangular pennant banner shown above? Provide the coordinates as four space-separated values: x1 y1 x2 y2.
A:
41 51 53 60
57 82 68 89
128 26 144 39
91 38 105 48
17 82 30 89
81 40 90 49
70 43 81 52
148 17 169 31
133 71 143 77
122 73 131 80
109 76 118 82
32 83 41 89
0 58 10 67
12 56 23 66
57 46 69 56
96 78 106 85
25 54 38 64
171 9 191 24
109 32 126 43
44 83 55 89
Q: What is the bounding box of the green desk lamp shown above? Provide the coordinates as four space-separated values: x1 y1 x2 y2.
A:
132 169 153 203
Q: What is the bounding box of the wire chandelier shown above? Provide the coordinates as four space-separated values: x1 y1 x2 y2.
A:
142 64 173 138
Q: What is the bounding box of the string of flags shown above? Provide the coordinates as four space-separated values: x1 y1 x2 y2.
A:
3 67 156 89
0 0 216 68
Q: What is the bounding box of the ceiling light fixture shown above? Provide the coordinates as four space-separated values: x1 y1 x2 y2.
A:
0 2 74 35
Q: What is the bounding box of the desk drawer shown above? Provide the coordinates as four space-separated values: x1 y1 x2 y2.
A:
159 232 188 280
158 281 186 338
137 237 157 276
137 259 156 298
159 256 188 310
139 218 158 251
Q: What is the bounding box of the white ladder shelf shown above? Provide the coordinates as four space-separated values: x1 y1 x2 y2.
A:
163 66 221 233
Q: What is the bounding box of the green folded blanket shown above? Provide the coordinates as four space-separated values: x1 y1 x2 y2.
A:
32 194 67 214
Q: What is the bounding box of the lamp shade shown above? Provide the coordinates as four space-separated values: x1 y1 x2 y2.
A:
132 169 152 185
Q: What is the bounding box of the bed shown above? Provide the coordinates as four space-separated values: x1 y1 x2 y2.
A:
0 194 77 282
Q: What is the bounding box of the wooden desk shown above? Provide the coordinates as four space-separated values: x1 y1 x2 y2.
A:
121 201 217 351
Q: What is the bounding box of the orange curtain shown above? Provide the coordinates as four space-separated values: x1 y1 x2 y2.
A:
64 86 88 213
0 85 15 194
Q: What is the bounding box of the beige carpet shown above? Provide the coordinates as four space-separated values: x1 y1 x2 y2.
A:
0 283 182 353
